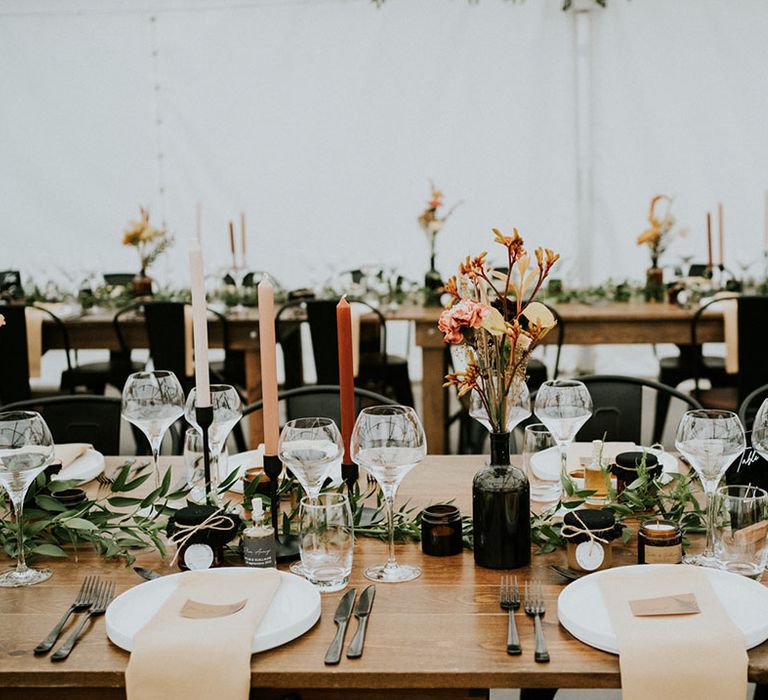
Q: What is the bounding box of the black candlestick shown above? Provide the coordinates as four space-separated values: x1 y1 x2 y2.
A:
263 454 299 561
195 405 214 497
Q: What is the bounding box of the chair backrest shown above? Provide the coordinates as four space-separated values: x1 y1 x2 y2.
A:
242 384 398 438
142 302 189 380
103 273 135 287
575 374 702 445
2 395 122 454
0 270 24 300
739 383 768 432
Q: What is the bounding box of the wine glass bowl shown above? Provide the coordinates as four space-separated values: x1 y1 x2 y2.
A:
675 409 746 567
278 417 343 502
469 379 531 434
121 371 185 488
751 399 768 461
351 405 427 583
0 411 55 587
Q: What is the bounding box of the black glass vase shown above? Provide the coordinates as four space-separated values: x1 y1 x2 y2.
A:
472 432 531 569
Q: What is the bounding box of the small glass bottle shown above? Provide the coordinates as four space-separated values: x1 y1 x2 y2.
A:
638 520 682 565
242 499 276 568
584 440 608 505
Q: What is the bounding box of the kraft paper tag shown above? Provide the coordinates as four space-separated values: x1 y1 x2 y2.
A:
733 520 768 546
179 598 247 619
629 592 700 617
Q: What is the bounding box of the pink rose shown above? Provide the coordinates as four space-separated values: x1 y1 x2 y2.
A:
438 299 489 344
0 314 5 328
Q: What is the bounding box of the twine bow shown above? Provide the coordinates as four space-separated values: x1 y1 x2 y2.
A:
561 510 611 547
169 508 234 567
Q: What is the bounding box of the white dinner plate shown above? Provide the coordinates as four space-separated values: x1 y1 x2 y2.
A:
52 449 105 484
106 568 321 653
530 443 678 484
557 564 768 654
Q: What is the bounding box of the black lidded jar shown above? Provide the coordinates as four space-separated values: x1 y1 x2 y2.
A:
472 432 531 569
611 451 661 494
421 505 463 556
167 505 240 571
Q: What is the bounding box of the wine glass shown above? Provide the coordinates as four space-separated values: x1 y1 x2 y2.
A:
534 379 593 480
469 378 531 433
0 411 54 587
751 399 768 461
351 405 427 583
185 385 242 495
121 371 185 488
278 417 344 503
675 409 746 567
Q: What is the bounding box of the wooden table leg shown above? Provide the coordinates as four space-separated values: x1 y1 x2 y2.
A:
245 347 264 448
420 344 448 455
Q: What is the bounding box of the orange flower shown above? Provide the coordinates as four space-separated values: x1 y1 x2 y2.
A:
458 253 488 281
443 363 481 398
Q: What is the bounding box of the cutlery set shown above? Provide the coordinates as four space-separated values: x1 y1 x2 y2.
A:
325 585 376 664
34 576 116 661
500 577 550 663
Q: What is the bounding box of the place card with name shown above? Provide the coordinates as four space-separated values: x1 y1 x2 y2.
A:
179 598 247 619
629 592 700 617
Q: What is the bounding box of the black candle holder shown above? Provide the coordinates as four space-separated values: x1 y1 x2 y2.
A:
263 454 300 561
343 461 383 528
195 405 214 497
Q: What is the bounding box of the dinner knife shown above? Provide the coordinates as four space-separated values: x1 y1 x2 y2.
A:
346 585 375 659
324 588 357 665
133 567 162 581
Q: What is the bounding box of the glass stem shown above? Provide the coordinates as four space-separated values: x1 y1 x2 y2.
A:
703 487 716 559
384 490 398 571
150 438 162 490
559 443 568 478
11 494 27 572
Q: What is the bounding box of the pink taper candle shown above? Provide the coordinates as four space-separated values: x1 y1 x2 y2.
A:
336 296 355 464
189 240 211 407
258 275 279 455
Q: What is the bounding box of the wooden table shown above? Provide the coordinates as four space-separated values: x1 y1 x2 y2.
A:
42 302 724 454
1 454 764 700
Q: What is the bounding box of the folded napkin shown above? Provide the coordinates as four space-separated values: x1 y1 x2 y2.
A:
25 306 45 378
600 566 747 700
54 443 92 468
126 569 281 700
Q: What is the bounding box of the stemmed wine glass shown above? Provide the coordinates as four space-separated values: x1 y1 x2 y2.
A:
469 378 531 433
278 417 344 504
351 405 427 583
121 371 185 488
752 399 768 461
185 384 243 495
0 411 54 587
534 379 593 480
675 409 746 567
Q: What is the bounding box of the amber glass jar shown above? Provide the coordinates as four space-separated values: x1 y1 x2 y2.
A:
638 520 682 565
421 505 463 557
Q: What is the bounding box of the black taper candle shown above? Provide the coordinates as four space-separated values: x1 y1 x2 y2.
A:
194 405 214 497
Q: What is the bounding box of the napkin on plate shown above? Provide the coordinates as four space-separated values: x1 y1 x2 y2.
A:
125 569 281 700
599 566 747 700
54 443 93 468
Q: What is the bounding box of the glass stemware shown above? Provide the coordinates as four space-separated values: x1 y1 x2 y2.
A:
675 409 746 567
0 411 54 587
185 385 242 496
751 399 768 461
533 379 593 480
469 378 531 433
121 371 185 489
278 417 344 503
351 405 427 583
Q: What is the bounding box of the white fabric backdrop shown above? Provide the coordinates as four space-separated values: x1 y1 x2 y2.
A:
2 0 768 378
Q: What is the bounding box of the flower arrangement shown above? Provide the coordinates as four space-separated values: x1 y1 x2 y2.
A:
122 207 172 274
440 228 559 434
636 194 678 267
418 183 461 264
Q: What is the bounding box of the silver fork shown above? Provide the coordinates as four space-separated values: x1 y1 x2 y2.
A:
96 461 149 493
34 576 98 655
499 575 521 656
51 580 116 662
524 580 550 663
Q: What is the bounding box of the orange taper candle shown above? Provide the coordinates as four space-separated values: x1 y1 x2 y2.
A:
717 202 724 267
706 212 713 272
240 212 247 266
258 276 279 455
337 296 355 464
228 221 236 267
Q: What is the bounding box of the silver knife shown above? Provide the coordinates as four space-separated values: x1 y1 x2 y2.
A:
324 588 357 665
346 585 375 659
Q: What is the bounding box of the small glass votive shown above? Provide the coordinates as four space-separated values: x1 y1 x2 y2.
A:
421 505 463 556
714 484 768 579
638 519 682 565
298 493 354 592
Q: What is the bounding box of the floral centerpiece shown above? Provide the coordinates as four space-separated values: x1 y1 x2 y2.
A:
439 227 559 569
122 207 172 295
417 183 461 306
636 194 678 302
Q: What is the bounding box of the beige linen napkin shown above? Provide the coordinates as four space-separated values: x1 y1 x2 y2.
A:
184 305 194 378
126 569 281 700
722 298 739 374
25 306 45 378
54 443 92 468
599 566 747 700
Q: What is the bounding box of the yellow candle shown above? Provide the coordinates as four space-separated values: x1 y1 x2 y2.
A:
258 276 279 454
188 240 211 407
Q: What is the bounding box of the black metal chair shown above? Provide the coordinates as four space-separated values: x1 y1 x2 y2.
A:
275 298 414 407
0 303 74 405
738 383 768 432
576 374 702 445
2 395 122 454
0 270 24 300
60 304 145 394
525 303 565 392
